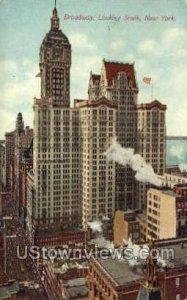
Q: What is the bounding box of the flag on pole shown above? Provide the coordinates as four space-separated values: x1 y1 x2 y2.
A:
143 77 151 85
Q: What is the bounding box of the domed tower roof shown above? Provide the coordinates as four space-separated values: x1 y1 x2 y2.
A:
17 112 22 118
40 7 70 50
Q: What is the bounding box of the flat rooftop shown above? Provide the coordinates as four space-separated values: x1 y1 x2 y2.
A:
35 227 84 237
96 257 143 286
155 238 187 267
94 238 187 287
162 190 178 197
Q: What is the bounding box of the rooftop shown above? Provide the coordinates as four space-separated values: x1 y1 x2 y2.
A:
93 238 187 287
136 100 167 111
103 60 137 89
90 73 101 83
96 257 143 286
76 96 117 109
165 166 187 178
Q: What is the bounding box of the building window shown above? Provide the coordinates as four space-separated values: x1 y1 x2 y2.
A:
175 277 180 287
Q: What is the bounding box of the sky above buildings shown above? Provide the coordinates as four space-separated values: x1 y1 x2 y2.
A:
0 0 187 138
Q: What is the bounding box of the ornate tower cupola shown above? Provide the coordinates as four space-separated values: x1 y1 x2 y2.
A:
16 112 24 135
39 4 71 107
51 8 60 30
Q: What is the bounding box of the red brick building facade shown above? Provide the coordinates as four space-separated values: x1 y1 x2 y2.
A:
88 238 187 300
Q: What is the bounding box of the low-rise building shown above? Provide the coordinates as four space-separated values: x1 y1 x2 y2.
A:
113 210 140 246
162 166 187 188
147 185 187 241
0 268 19 300
88 237 187 300
136 212 147 242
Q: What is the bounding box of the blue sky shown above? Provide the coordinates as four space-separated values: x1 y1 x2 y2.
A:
0 0 187 138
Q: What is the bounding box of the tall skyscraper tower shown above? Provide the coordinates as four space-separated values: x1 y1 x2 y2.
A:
33 7 81 231
40 7 71 107
15 113 24 214
30 5 167 238
88 60 139 210
136 100 167 210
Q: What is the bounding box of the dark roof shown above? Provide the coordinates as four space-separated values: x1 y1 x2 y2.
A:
96 257 143 286
42 28 70 47
76 96 117 109
136 100 167 111
94 238 187 288
67 278 88 298
91 74 101 83
103 60 137 88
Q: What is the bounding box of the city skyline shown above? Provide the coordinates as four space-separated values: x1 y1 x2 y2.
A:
0 2 187 298
0 0 187 138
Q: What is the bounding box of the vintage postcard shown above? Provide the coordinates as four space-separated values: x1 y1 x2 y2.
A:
0 0 187 299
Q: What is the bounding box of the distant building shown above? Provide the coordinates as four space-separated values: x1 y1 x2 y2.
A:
0 142 5 192
147 185 187 240
14 113 33 218
4 113 33 219
136 212 147 242
56 261 88 299
26 169 35 239
0 218 6 272
113 210 140 246
0 142 5 215
5 131 15 191
162 166 187 188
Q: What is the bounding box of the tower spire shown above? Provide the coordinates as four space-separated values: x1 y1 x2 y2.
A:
51 2 59 30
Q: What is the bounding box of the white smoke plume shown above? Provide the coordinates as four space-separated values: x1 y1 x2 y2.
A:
102 215 110 221
179 163 187 173
105 138 162 187
124 238 166 268
92 237 114 249
88 220 102 233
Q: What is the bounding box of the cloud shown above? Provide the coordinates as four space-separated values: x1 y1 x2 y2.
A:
175 49 187 58
163 28 187 45
0 59 39 138
0 60 17 75
69 32 101 101
170 145 184 160
136 27 187 135
0 108 16 136
168 105 187 136
138 39 158 54
110 40 125 51
71 54 101 101
69 33 96 52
